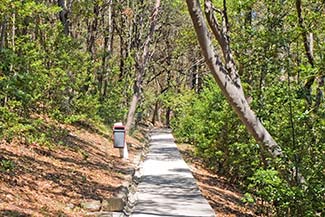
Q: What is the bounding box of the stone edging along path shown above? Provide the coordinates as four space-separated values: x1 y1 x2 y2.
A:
85 129 151 217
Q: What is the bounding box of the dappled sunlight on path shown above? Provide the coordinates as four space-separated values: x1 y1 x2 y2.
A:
131 129 215 217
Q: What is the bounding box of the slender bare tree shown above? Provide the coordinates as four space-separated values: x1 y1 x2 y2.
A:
125 0 161 131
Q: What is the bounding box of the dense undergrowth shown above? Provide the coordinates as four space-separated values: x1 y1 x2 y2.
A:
171 77 324 216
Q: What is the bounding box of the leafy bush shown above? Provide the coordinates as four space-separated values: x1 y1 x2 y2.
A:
171 76 324 216
172 77 259 178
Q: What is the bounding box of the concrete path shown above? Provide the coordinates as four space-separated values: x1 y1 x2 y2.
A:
131 129 215 217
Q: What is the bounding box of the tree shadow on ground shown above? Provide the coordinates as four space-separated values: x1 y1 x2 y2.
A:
178 148 205 166
148 146 181 161
0 209 31 217
0 124 132 216
71 121 112 140
178 146 256 217
27 128 133 176
0 150 120 201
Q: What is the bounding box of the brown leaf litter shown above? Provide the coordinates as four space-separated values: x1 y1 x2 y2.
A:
177 144 257 217
0 118 145 217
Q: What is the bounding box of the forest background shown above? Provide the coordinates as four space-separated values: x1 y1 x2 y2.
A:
0 0 324 216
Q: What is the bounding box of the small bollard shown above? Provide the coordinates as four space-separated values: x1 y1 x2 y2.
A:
113 122 128 159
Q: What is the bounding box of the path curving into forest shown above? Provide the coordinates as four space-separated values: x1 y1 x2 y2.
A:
130 129 215 217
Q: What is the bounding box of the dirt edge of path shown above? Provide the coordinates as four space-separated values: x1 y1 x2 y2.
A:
177 143 257 217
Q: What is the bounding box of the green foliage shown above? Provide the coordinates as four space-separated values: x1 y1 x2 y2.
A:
248 169 293 205
172 73 324 215
98 80 130 124
0 106 32 141
0 159 15 172
172 77 259 179
0 0 129 142
242 192 255 204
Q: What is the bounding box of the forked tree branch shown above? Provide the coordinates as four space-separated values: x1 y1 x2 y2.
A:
204 0 240 86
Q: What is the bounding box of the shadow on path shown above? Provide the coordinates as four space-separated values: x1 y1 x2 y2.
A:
131 129 215 217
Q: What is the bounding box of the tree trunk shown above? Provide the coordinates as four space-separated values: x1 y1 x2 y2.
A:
87 3 100 93
125 68 142 131
10 12 15 73
1 17 7 106
0 17 6 50
165 107 171 128
186 0 283 159
102 0 114 98
87 2 99 57
296 0 314 67
125 0 161 132
58 0 73 113
152 100 159 125
58 0 70 35
296 0 315 105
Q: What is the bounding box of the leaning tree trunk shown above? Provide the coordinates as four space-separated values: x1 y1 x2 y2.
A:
186 0 283 158
125 0 161 132
186 0 305 184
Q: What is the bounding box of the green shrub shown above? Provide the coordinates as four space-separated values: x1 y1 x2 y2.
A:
0 159 15 172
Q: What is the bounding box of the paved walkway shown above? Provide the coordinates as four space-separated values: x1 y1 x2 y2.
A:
131 129 215 217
